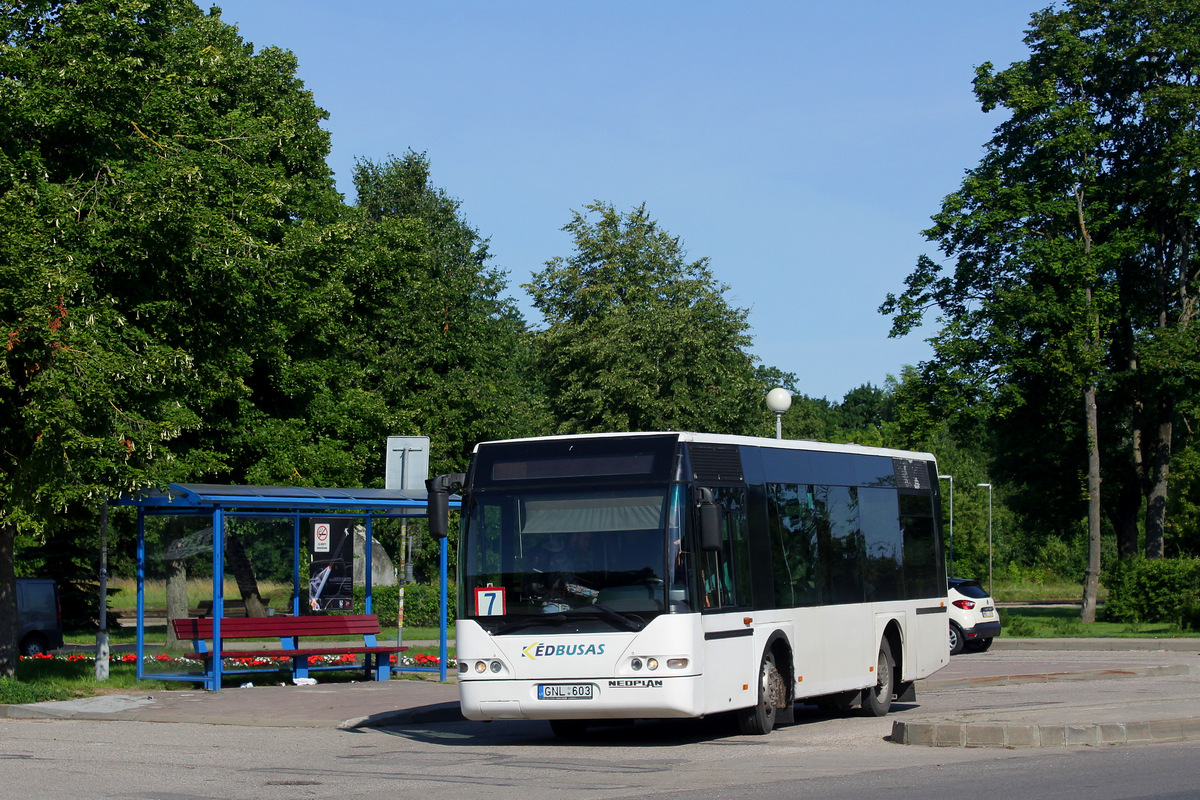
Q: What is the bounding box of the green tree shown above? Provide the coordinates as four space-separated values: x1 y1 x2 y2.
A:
0 0 339 671
526 202 763 435
882 0 1200 619
240 152 547 490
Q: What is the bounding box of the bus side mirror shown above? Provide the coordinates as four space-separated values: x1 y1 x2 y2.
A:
697 488 722 552
425 473 466 539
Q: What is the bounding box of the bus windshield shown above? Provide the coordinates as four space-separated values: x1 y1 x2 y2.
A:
460 484 692 632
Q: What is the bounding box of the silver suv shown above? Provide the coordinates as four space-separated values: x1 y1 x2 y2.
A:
948 577 1000 655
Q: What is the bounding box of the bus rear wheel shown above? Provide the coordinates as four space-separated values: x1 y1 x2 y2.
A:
737 651 785 735
862 640 895 717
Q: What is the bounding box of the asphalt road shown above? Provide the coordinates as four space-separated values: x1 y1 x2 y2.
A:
3 643 1198 799
3 710 1199 800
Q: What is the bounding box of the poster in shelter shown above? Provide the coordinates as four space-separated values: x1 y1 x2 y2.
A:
309 518 353 612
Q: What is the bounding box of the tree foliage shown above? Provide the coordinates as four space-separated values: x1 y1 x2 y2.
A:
527 202 764 435
881 0 1200 607
239 151 547 486
0 0 341 671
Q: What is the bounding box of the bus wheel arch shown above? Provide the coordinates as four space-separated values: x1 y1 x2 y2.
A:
882 620 904 683
862 625 902 717
736 632 793 735
766 632 795 725
737 649 786 735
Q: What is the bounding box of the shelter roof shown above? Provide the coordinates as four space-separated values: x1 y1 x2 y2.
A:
117 483 448 513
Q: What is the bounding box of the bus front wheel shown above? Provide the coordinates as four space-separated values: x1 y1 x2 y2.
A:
737 651 785 735
862 640 895 717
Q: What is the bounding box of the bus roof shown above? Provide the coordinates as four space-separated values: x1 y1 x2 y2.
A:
471 431 936 464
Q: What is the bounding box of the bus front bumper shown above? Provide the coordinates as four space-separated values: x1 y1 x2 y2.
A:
459 675 703 721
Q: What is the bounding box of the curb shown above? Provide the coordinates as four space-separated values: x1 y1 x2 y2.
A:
891 717 1200 748
897 663 1200 748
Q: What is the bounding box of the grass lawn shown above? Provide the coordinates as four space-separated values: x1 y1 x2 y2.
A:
988 577 1100 603
2 658 177 704
999 605 1199 638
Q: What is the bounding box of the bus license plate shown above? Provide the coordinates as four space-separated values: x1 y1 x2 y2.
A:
538 683 593 700
981 607 996 619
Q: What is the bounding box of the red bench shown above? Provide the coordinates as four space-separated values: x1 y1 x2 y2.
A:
171 613 406 682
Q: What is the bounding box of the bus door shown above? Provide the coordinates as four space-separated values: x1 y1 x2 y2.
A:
699 486 756 714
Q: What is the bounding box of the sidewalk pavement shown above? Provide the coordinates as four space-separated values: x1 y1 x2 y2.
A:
6 638 1199 748
892 637 1200 747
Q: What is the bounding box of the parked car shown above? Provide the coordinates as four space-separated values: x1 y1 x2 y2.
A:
16 578 64 656
948 577 1000 655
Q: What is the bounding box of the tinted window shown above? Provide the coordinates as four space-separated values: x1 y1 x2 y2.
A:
952 581 989 599
901 491 943 599
767 484 820 607
816 485 864 604
860 488 902 601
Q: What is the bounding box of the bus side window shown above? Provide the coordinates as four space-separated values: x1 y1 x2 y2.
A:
702 487 750 609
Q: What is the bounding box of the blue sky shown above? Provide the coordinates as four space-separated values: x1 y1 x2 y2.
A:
213 1 1048 401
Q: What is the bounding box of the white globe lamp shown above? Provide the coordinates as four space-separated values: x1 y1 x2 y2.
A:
765 388 792 440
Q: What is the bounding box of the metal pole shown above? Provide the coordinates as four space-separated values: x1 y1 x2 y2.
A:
95 501 109 680
439 535 448 683
397 519 406 651
211 505 224 691
364 516 373 615
136 507 146 679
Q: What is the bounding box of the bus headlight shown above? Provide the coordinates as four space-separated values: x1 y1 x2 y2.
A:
459 661 469 674
667 658 689 669
631 658 643 671
646 658 659 670
475 661 487 673
490 660 503 674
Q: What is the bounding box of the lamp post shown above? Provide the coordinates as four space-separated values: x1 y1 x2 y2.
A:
938 474 953 578
977 482 993 596
765 388 792 440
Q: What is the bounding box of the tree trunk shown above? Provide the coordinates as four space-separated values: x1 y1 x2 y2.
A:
1112 473 1142 559
1081 383 1102 624
0 523 16 677
224 533 267 617
165 559 188 648
1144 393 1173 559
1076 202 1101 624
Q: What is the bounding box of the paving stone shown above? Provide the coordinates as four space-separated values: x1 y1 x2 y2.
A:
1065 724 1100 746
965 723 1007 748
1148 719 1183 741
1038 725 1067 747
1098 723 1127 745
1004 724 1041 747
934 722 965 747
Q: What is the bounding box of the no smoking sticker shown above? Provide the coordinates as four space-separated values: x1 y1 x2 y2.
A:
313 522 330 553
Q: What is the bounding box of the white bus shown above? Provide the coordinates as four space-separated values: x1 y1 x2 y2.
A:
427 431 950 736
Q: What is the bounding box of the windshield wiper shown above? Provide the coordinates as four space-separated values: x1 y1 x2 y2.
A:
569 604 646 632
492 614 567 635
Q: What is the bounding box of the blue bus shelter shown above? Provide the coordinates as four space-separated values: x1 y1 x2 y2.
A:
117 483 458 690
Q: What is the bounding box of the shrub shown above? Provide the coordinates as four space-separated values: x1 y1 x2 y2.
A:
353 582 456 628
1101 557 1200 625
998 609 1034 637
